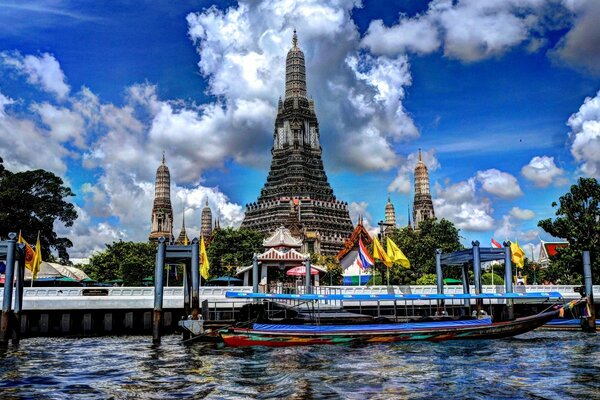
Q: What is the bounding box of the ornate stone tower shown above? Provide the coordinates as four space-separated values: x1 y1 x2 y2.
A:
149 154 174 242
201 199 213 240
241 31 354 255
175 211 189 245
384 195 396 227
413 149 435 229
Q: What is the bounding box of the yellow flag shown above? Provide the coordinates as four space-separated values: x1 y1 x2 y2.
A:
510 240 525 268
200 236 210 280
372 236 392 267
17 230 37 273
386 237 410 268
32 232 42 280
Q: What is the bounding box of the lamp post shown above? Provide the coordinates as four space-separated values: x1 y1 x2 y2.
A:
528 244 537 285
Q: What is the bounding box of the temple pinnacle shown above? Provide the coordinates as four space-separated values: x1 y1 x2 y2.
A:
292 29 298 48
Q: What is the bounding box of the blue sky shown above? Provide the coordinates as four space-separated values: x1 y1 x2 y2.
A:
1 0 600 258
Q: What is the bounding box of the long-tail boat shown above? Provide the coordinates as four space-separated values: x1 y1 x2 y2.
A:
219 292 582 347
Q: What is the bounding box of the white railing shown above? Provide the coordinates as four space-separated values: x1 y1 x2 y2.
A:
0 285 591 310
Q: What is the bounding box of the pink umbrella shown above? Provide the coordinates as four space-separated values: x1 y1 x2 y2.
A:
286 266 319 276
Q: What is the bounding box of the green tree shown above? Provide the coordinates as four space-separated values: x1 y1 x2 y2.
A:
312 254 343 285
538 177 600 284
416 273 437 285
387 218 463 285
207 227 264 279
0 158 77 262
84 241 156 285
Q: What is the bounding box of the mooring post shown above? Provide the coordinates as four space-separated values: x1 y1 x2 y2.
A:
252 253 259 293
503 241 514 320
305 256 312 295
582 250 596 332
12 244 25 343
191 238 200 320
472 241 483 317
183 262 191 316
0 232 17 346
461 263 470 311
152 237 166 345
435 249 444 313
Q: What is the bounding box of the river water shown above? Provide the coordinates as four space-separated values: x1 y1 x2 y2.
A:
1 331 599 399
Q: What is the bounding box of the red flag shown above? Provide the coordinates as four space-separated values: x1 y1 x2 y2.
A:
491 238 502 249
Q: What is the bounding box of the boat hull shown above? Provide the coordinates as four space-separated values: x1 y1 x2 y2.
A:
220 310 559 347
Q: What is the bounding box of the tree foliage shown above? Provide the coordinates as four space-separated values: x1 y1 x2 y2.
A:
0 158 77 262
207 227 264 278
312 254 343 286
84 241 156 285
538 177 600 284
386 218 463 285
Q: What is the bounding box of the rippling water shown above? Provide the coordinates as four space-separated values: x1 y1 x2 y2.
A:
1 331 600 399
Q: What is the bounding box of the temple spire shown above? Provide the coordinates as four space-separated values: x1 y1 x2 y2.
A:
292 29 298 48
418 148 422 162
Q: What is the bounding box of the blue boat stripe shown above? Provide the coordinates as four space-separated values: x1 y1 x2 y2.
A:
225 291 563 301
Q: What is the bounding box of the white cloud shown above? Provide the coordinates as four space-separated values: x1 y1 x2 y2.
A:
0 90 70 174
433 178 495 231
362 17 440 56
509 206 535 220
361 0 599 69
2 52 70 99
521 155 566 187
493 213 539 247
567 90 600 178
31 102 86 148
553 1 600 74
476 168 523 199
186 0 418 172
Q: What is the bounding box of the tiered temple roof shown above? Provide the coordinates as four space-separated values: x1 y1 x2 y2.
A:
240 31 354 255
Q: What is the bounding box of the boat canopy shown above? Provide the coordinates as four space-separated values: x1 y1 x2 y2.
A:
225 291 564 301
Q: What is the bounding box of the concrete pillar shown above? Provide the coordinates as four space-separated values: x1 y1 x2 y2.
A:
305 256 312 294
164 311 172 328
191 238 200 319
435 249 443 295
503 241 514 320
461 263 470 310
143 312 152 331
40 313 50 334
252 254 259 293
583 250 596 332
1 232 17 345
61 314 71 333
153 237 166 345
202 299 209 321
83 313 93 332
12 245 25 343
104 313 113 332
124 312 134 330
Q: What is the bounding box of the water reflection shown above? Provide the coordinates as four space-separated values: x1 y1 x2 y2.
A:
0 332 599 399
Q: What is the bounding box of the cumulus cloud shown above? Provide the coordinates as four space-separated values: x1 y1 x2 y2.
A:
509 206 535 220
361 0 600 70
567 90 600 178
476 168 523 199
433 178 494 231
494 214 539 246
1 56 247 257
2 52 70 99
362 17 440 56
0 90 70 174
521 155 566 187
552 1 600 74
388 149 439 194
186 0 418 172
